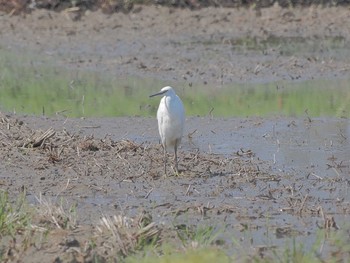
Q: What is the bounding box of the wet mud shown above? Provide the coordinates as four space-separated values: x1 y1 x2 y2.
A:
0 4 350 262
1 6 350 85
1 112 349 261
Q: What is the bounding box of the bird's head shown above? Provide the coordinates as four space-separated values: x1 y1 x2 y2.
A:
149 86 175 98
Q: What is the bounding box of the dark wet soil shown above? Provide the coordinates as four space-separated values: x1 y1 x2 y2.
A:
1 112 349 261
2 0 350 15
0 5 350 262
1 5 350 85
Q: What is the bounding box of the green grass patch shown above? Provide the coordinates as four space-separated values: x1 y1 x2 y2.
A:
0 49 349 118
0 191 30 237
183 80 350 118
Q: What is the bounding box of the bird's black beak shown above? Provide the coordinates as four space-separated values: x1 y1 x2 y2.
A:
149 90 166 98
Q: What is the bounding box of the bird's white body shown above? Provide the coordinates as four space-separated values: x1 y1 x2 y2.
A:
157 89 185 152
150 86 185 173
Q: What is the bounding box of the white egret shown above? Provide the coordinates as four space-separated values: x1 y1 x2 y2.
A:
150 86 185 174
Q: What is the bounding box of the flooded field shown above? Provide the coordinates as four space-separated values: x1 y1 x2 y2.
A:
0 5 350 263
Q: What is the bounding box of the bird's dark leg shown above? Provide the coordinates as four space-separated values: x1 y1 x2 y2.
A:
174 140 179 173
163 144 167 176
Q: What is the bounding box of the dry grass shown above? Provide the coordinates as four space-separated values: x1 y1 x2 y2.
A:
34 193 77 230
94 212 161 259
0 112 270 181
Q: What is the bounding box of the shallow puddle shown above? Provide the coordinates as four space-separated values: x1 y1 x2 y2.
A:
192 117 350 177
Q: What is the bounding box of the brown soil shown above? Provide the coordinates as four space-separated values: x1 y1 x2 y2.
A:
2 0 350 15
1 5 350 84
0 4 350 262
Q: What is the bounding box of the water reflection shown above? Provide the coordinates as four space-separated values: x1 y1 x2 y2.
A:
187 117 350 180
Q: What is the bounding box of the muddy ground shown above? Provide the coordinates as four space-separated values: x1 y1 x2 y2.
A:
1 5 350 84
0 4 350 262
